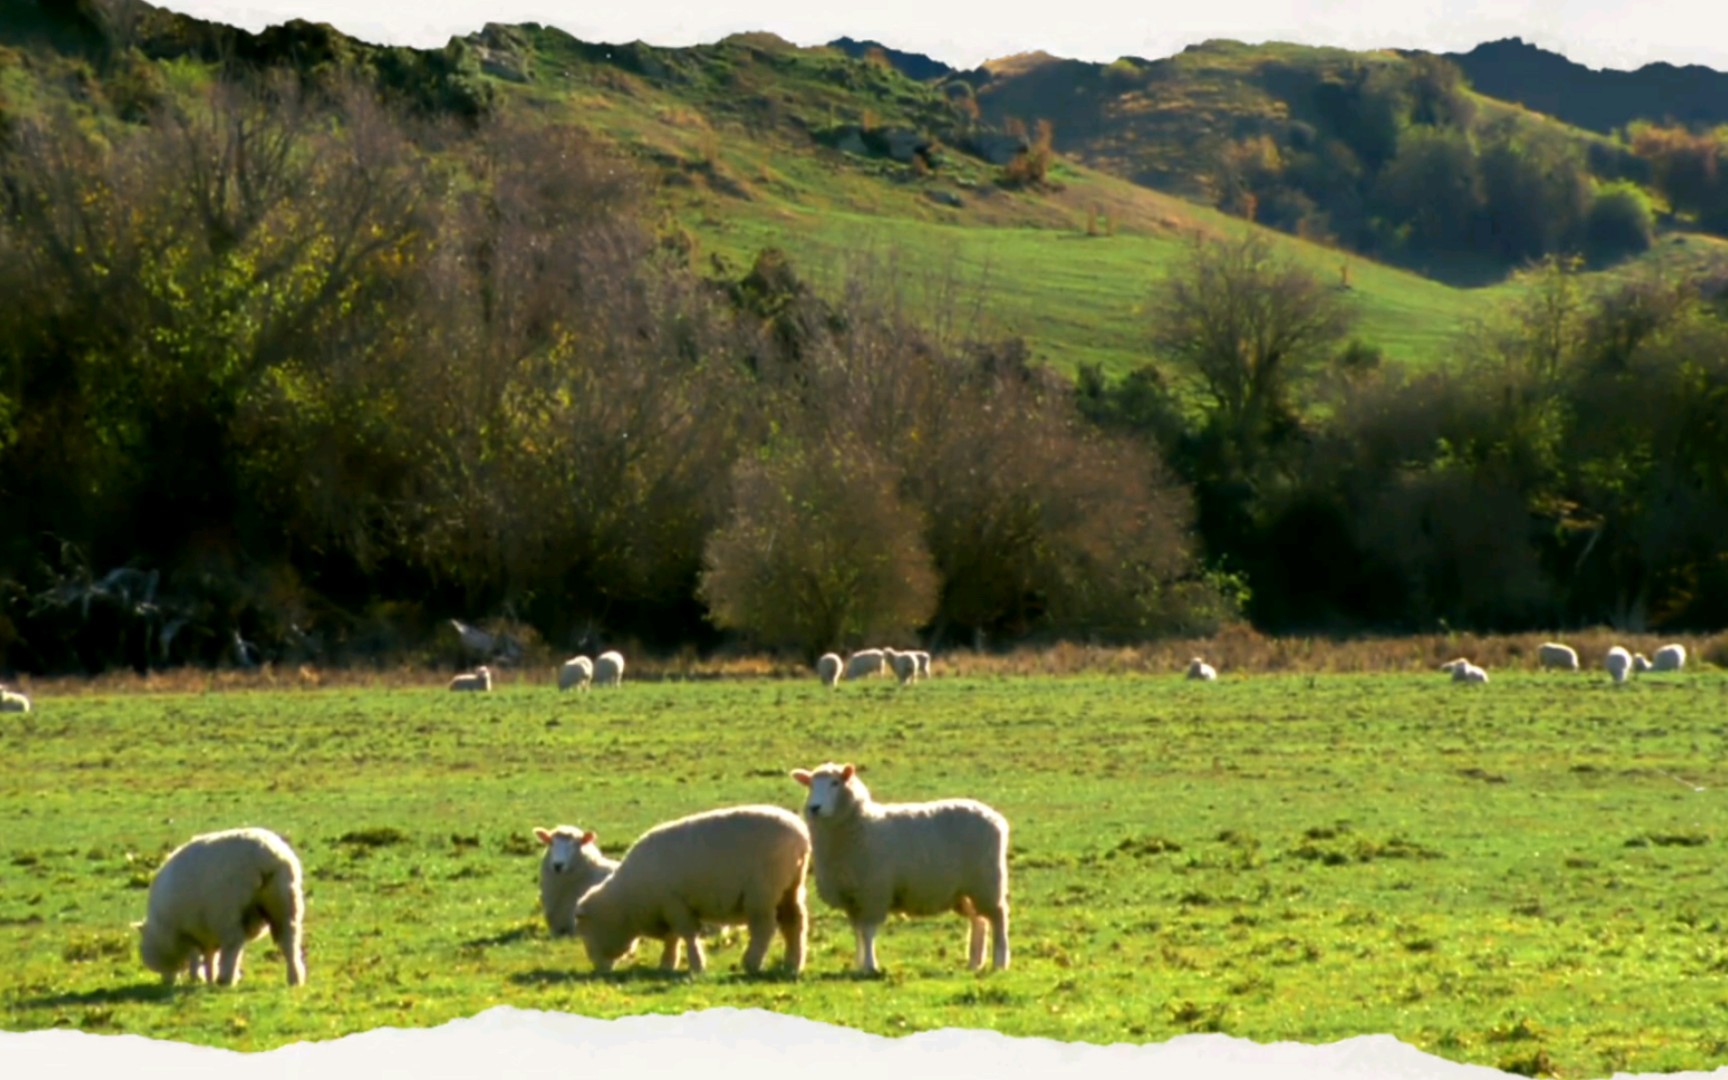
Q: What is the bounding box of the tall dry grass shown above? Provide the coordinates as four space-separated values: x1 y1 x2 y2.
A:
6 628 1724 698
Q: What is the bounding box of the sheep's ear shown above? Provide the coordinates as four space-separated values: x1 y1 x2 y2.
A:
790 769 812 787
581 830 596 846
840 763 855 781
534 828 552 845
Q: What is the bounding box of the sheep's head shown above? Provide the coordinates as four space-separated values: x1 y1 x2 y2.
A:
791 762 865 821
135 920 182 980
572 884 634 972
536 826 596 875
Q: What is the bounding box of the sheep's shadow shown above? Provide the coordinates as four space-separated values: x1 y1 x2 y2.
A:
462 926 538 949
24 983 179 1008
509 965 809 988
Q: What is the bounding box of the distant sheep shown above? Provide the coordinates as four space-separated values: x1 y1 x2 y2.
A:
1632 653 1653 673
884 648 919 685
1652 643 1686 672
911 651 931 679
0 685 29 713
1186 657 1217 681
816 653 842 688
1537 643 1580 671
558 656 594 692
449 666 493 692
535 825 618 938
572 805 810 975
134 827 306 987
1605 646 1633 685
791 761 1010 974
594 650 626 688
843 649 886 681
1453 662 1489 684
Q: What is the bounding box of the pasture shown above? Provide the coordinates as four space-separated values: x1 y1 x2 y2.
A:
2 668 1725 1077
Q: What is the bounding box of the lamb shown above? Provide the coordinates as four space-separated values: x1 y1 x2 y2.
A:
816 653 843 688
558 656 594 692
1537 642 1580 671
449 665 493 692
0 685 29 713
535 825 618 938
884 648 919 685
593 650 626 688
1186 657 1217 681
1605 646 1633 685
843 649 886 681
571 804 810 976
133 827 306 987
790 761 1010 975
1652 643 1686 672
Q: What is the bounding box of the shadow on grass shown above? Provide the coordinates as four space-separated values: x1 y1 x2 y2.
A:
462 926 539 949
24 983 179 1008
509 965 822 988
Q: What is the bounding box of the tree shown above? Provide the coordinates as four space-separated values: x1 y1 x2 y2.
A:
1148 232 1356 446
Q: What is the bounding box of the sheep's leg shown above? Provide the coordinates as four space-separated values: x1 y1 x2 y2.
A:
968 916 987 970
270 920 305 987
682 934 706 974
740 912 777 975
990 903 1010 971
855 920 884 975
215 939 246 986
776 890 807 975
658 937 680 970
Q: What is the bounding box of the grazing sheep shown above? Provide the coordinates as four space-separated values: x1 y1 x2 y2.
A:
535 825 618 938
1186 657 1217 681
1605 646 1633 685
1438 658 1469 675
449 666 493 692
1452 661 1489 684
1632 652 1653 673
572 805 810 976
1652 643 1686 672
1537 642 1580 671
134 827 306 987
843 649 886 681
0 685 29 713
911 651 932 679
593 650 626 688
816 653 843 688
884 648 919 685
790 761 1010 975
558 656 594 692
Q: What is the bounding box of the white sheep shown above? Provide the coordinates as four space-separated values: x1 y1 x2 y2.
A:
1452 661 1489 684
884 648 919 685
1186 657 1217 681
1652 643 1686 672
0 685 29 713
1632 652 1653 673
535 825 618 938
593 650 626 687
558 656 594 692
816 653 843 688
449 665 493 692
134 827 306 987
843 649 886 681
1605 646 1633 685
911 651 932 679
571 804 810 975
790 761 1010 975
1438 657 1468 675
1537 642 1580 671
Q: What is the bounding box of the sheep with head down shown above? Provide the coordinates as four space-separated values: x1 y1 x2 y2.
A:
1186 657 1217 681
558 656 593 692
1537 642 1579 671
843 649 886 681
1605 646 1633 685
816 653 842 688
449 666 492 692
593 650 626 687
1651 643 1686 672
791 761 1010 975
0 684 29 712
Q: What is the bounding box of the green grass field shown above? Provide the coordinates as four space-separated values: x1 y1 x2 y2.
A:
3 670 1726 1075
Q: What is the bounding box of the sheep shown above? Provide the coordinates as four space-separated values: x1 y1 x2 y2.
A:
1452 662 1489 684
449 665 493 692
1632 652 1653 673
1605 646 1633 685
593 650 626 688
911 651 932 679
0 685 29 713
134 827 306 987
790 761 1010 975
816 653 843 688
884 648 919 685
558 656 594 692
1438 658 1469 675
1652 643 1686 672
1185 657 1217 681
535 825 618 938
571 804 810 976
843 649 886 681
1537 642 1580 671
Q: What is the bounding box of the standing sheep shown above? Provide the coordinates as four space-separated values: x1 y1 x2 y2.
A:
816 653 843 688
593 650 626 687
1186 657 1217 681
911 651 932 679
1605 646 1633 685
843 649 887 681
571 805 810 976
558 656 594 692
790 761 1010 975
0 685 29 713
134 827 306 987
535 825 618 937
884 648 919 685
1537 642 1580 671
1652 643 1686 672
449 666 493 692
